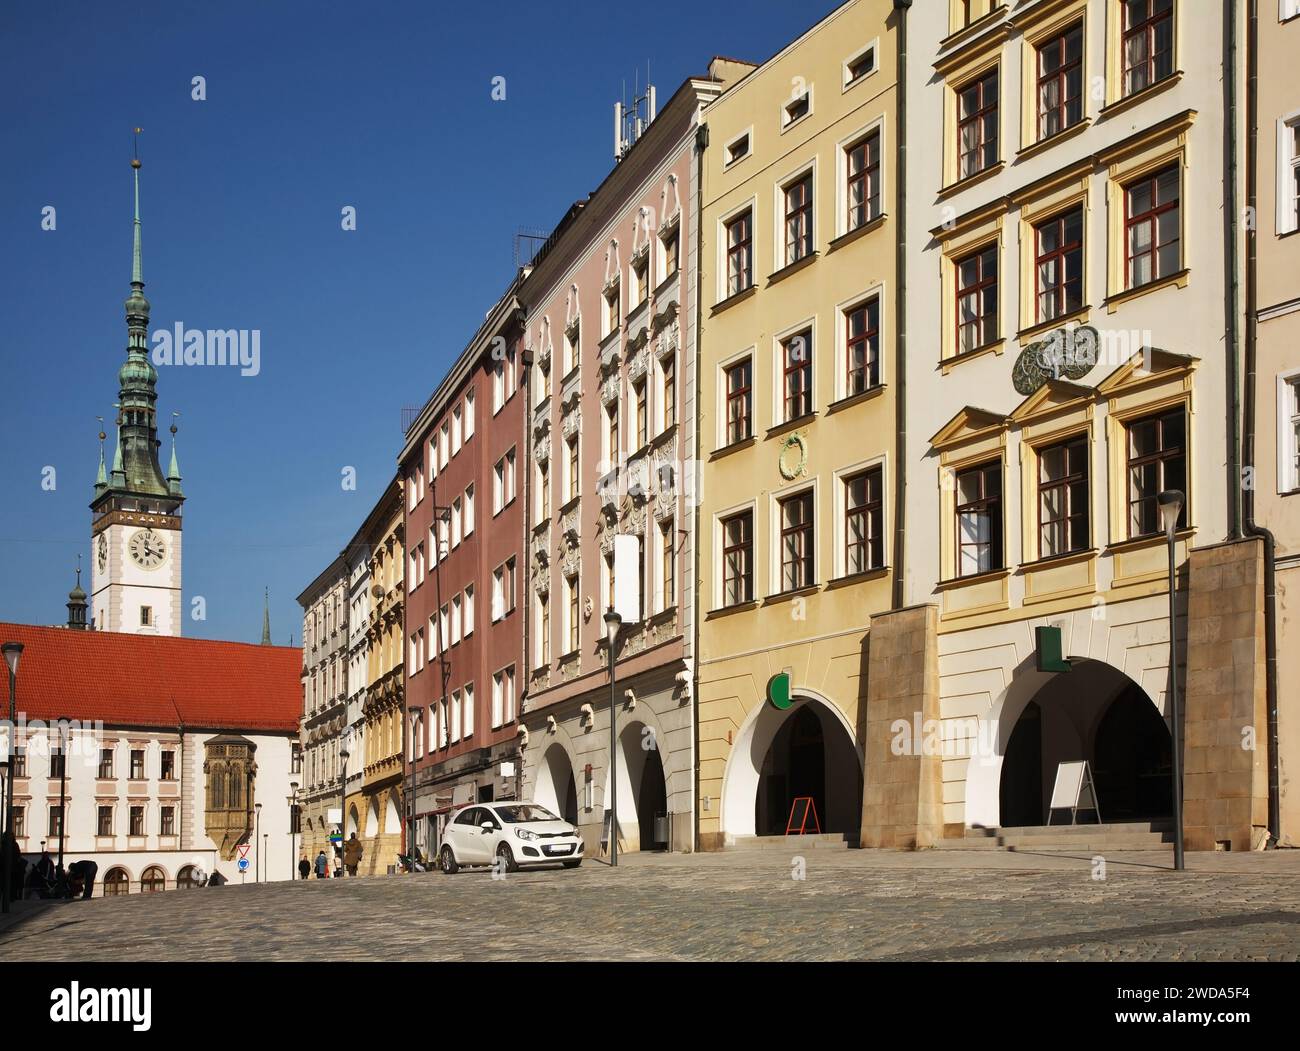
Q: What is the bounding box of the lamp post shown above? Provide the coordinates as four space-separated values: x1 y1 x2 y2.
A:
2 642 23 914
254 803 262 882
1158 489 1186 871
288 782 299 879
407 704 424 872
338 742 349 877
604 609 622 867
56 716 69 884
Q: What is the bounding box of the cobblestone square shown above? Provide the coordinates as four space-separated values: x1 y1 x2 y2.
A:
3 849 1299 963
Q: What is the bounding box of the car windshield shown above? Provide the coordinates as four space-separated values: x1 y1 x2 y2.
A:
494 804 560 824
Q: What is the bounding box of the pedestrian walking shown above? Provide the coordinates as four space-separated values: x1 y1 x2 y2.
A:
298 855 311 880
343 832 363 877
314 850 328 879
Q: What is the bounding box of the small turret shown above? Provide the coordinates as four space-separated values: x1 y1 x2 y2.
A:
67 557 89 630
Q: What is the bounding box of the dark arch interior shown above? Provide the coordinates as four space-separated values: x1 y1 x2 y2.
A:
637 744 668 850
755 703 861 837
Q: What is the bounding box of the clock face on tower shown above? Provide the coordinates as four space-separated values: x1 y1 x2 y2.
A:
97 533 108 573
128 528 168 570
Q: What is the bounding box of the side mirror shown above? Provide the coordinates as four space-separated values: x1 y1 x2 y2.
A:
481 822 495 832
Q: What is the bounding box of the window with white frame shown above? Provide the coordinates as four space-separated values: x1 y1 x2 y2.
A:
845 129 881 232
463 683 474 738
1278 114 1300 234
440 604 450 648
428 614 438 658
844 42 877 88
842 466 884 575
452 594 463 645
535 592 551 667
658 517 675 610
465 389 475 439
429 438 438 480
452 405 463 454
451 497 463 547
725 130 751 167
782 170 814 266
439 422 450 468
464 584 475 636
1285 0 1300 21
450 689 461 742
565 320 581 376
493 361 505 413
438 697 449 748
782 87 811 129
464 483 475 535
564 573 580 654
505 449 517 504
492 666 516 728
407 472 418 512
1280 373 1300 491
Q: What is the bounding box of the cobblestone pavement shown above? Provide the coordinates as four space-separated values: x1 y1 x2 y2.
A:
2 848 1299 962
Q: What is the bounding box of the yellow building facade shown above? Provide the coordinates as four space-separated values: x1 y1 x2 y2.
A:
695 0 898 849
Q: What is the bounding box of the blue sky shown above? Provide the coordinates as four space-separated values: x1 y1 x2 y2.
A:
0 0 838 643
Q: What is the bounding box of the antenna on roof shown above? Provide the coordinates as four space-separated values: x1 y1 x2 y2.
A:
614 64 656 161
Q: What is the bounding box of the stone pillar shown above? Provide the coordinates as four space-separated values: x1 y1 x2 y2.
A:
1183 538 1269 851
860 604 943 848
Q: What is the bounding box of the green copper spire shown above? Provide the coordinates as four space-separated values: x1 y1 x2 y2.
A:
261 588 272 646
95 418 107 489
167 413 183 496
132 149 143 286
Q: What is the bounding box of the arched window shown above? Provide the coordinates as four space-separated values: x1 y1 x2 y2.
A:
176 865 201 889
140 866 167 893
103 868 130 896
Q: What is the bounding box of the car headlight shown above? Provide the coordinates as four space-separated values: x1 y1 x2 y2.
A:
514 828 539 841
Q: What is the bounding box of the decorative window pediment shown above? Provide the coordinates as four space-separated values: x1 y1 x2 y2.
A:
1007 378 1094 426
929 405 1009 452
603 239 622 291
1096 347 1198 398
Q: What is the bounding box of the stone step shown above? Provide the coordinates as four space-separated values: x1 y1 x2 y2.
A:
940 823 1173 852
725 833 855 851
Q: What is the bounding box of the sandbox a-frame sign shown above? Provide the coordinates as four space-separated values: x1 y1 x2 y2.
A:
1047 760 1101 825
785 796 822 836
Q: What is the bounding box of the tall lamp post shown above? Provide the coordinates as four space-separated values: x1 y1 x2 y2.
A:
1158 489 1186 871
604 610 622 867
288 782 299 879
338 742 349 877
254 802 262 882
407 704 424 871
2 642 23 914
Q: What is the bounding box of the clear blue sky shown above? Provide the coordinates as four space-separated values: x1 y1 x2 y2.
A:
0 0 838 643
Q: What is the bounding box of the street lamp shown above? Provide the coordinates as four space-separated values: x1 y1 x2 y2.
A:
254 803 262 882
2 642 23 914
338 742 349 878
604 609 622 867
288 782 299 880
407 705 424 872
1158 489 1186 872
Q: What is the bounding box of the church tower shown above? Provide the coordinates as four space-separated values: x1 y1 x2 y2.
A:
89 138 185 635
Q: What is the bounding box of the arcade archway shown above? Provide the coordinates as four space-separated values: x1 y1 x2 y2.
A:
534 742 580 825
997 661 1172 826
721 694 862 841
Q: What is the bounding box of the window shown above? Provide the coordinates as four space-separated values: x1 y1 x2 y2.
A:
161 806 175 837
956 244 999 353
606 403 619 463
783 92 810 127
1038 436 1090 558
1126 408 1186 537
725 210 753 296
451 498 462 547
1037 23 1084 140
452 594 463 646
637 535 647 621
129 806 144 837
11 749 24 778
726 132 750 165
605 284 620 334
566 574 580 653
493 361 506 412
464 585 475 637
1283 377 1300 491
493 454 516 514
1280 117 1300 234
779 491 815 591
956 461 1003 576
846 131 881 231
439 422 450 468
97 805 113 836
538 461 550 520
633 255 649 305
845 467 884 574
499 667 517 726
783 173 814 265
567 435 580 501
565 320 581 375
429 437 438 480
957 70 999 179
103 868 129 896
538 593 551 667
1125 165 1180 288
161 750 175 780
440 604 449 650
1035 207 1084 323
604 550 616 613
450 689 461 742
662 227 680 277
464 389 475 439
660 519 675 608
781 329 813 421
493 564 506 621
48 806 63 837
464 483 475 535
1122 0 1174 98
98 748 113 779
662 356 676 429
452 405 463 454
140 605 153 627
845 298 881 396
634 379 648 448
438 698 449 748
845 43 877 86
725 358 753 444
463 684 474 738
49 748 65 779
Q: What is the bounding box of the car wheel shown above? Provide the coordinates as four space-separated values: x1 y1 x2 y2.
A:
439 845 459 874
562 860 581 869
496 842 519 874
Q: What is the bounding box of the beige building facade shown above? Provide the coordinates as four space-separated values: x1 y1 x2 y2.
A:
695 0 899 849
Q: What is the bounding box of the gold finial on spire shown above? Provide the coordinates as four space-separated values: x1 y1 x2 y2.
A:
131 126 142 169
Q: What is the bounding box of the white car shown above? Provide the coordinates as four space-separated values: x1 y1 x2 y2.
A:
438 802 584 874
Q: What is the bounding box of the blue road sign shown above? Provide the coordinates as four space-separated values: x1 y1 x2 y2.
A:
237 858 249 872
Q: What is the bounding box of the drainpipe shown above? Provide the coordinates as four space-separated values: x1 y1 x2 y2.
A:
1225 0 1244 541
1242 0 1281 844
518 304 532 805
691 119 708 853
892 0 911 610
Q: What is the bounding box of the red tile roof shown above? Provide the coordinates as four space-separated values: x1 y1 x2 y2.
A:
0 623 301 733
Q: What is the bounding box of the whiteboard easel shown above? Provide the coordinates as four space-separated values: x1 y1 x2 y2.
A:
1047 760 1101 825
